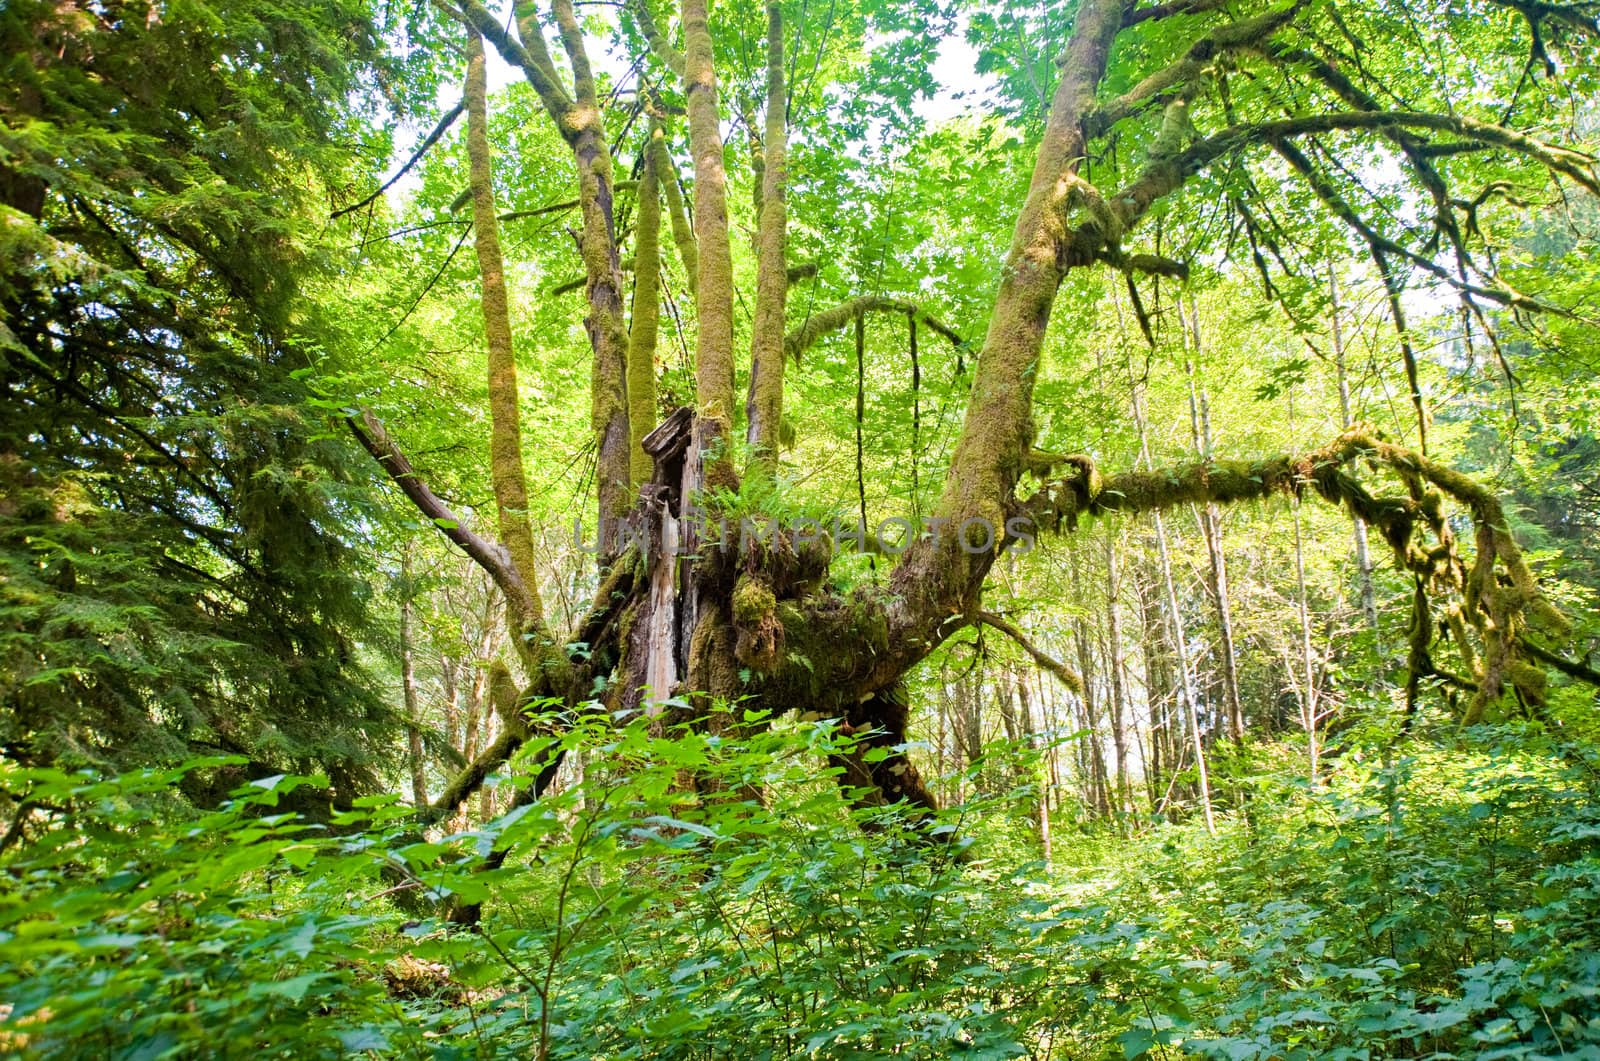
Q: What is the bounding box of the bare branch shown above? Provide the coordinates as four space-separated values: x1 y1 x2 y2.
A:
332 101 464 220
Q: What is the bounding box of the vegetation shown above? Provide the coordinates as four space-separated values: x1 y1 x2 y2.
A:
2 0 1599 1055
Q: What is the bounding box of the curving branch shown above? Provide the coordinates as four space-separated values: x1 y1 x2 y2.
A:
975 611 1086 693
332 100 464 220
784 295 967 361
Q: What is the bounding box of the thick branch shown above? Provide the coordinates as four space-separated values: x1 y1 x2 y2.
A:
1023 428 1571 717
347 410 536 622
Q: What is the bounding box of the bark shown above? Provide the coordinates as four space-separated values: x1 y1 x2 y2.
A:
681 0 738 488
745 3 790 467
627 120 666 486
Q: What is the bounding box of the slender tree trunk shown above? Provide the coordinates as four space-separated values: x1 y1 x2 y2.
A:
1137 569 1167 811
1183 298 1244 743
1069 543 1110 815
441 654 461 751
1290 409 1322 786
681 0 737 485
1133 382 1216 835
626 120 665 486
659 144 698 297
1329 268 1380 641
1016 673 1052 867
1104 532 1132 817
465 29 547 641
745 3 790 465
400 556 429 809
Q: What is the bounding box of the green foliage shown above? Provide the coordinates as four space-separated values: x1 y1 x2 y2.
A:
0 0 421 782
4 715 1600 1058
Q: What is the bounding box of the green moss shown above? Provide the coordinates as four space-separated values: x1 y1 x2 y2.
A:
732 575 777 626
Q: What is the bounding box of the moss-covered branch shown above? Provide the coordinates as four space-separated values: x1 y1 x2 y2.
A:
783 295 966 361
625 0 686 77
1024 428 1571 720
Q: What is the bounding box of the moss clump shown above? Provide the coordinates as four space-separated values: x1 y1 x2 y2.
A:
732 575 783 674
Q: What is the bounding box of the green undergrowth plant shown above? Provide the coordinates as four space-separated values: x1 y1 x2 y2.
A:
1 707 1597 1058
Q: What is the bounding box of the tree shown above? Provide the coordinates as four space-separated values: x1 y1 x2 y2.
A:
346 0 1600 824
0 0 431 797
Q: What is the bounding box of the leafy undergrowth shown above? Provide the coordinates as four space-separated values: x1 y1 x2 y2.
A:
2 705 1598 1059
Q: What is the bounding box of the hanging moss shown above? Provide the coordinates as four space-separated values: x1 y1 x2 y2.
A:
1019 427 1577 723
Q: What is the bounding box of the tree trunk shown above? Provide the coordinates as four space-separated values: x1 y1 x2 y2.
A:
1183 298 1244 744
400 557 429 809
626 120 665 486
1329 268 1381 641
1103 532 1132 817
1133 380 1216 834
1015 674 1051 866
745 3 790 465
